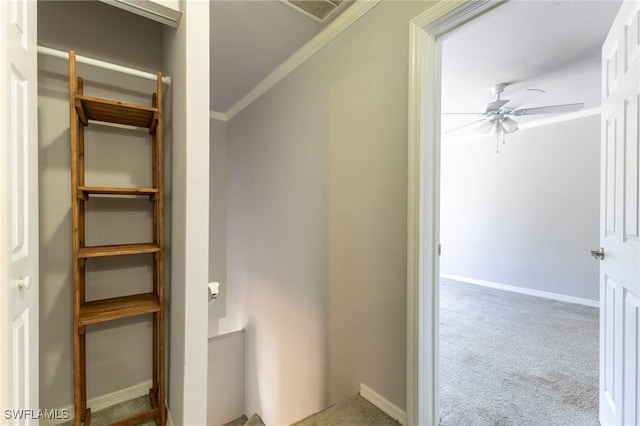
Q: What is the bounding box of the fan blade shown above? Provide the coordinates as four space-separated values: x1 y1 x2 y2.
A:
511 103 584 116
506 88 545 110
442 112 485 115
442 118 486 135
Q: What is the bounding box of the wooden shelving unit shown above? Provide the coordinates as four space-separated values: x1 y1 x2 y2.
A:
78 243 162 259
69 50 166 426
79 294 161 327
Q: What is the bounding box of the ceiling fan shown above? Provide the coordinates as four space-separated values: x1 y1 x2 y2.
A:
444 83 584 151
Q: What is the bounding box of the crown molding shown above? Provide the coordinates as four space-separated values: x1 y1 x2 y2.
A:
210 110 227 122
224 0 382 121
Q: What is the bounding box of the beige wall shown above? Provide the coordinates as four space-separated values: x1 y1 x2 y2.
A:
225 2 433 423
38 1 163 409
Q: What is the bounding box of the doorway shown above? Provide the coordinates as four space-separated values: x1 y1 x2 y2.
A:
406 1 624 424
437 3 612 420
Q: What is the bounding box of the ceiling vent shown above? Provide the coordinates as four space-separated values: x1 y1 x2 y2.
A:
284 0 347 23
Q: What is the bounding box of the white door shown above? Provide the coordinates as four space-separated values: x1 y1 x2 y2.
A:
599 1 640 425
1 0 39 423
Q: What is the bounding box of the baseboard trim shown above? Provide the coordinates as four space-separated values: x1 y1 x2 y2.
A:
40 380 153 425
360 383 407 426
208 328 244 343
441 274 599 308
167 407 175 426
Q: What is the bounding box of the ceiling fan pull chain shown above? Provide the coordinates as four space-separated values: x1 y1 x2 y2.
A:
496 132 499 154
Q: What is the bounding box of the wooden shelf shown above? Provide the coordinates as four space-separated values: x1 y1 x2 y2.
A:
70 50 166 425
79 293 160 326
77 185 159 200
75 95 158 129
78 243 160 259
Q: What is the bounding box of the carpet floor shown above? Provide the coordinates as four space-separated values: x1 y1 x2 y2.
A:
61 279 598 426
290 395 399 426
61 394 396 426
57 395 155 426
440 278 599 426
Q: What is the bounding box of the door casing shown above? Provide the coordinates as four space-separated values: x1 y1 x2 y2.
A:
406 1 520 424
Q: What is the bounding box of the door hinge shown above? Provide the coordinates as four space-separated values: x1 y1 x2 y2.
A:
438 244 442 256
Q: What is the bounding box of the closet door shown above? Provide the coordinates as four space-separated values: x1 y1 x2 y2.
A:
1 0 39 423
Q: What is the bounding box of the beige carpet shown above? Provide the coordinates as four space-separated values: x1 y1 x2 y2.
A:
223 395 399 426
63 394 395 426
291 395 399 426
60 280 597 426
440 278 599 425
57 396 155 426
223 413 265 426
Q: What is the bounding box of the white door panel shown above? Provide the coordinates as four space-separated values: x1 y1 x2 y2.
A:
623 290 639 425
601 276 617 414
600 2 640 425
2 0 38 423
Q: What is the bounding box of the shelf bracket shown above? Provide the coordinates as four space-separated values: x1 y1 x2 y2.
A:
149 110 158 135
75 99 89 126
76 188 89 201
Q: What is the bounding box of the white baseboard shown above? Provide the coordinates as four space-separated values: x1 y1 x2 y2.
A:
40 380 152 425
360 383 407 426
208 328 244 343
441 274 599 308
167 407 175 426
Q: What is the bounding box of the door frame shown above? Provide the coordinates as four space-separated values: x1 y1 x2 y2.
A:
406 1 507 424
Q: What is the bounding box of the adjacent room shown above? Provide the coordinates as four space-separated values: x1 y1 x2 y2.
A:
438 1 621 424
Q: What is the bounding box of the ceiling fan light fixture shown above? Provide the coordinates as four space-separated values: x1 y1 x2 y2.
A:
443 83 582 146
502 117 519 134
479 119 495 134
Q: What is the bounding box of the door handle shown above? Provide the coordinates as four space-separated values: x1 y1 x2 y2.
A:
590 248 605 260
16 275 31 289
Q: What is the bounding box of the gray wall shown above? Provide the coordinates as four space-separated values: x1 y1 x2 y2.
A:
38 1 163 409
207 331 245 425
163 1 210 422
440 116 601 302
209 118 228 337
224 2 432 423
162 16 186 425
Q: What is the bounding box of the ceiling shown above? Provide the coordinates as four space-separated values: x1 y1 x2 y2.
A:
209 0 622 118
441 0 622 136
210 1 328 113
